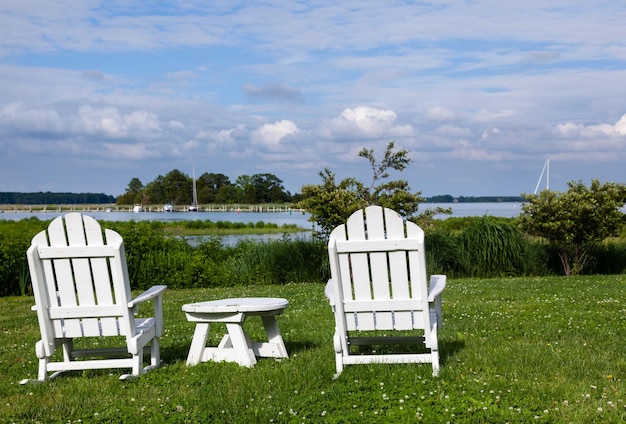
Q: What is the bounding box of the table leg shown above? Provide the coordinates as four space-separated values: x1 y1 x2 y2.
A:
257 315 288 358
225 323 257 367
187 322 210 366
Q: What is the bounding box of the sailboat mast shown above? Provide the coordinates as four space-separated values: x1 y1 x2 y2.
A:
534 159 550 194
189 166 199 211
192 166 197 205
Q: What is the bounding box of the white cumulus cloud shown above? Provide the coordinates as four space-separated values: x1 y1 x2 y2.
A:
557 114 626 138
253 120 299 148
321 106 411 140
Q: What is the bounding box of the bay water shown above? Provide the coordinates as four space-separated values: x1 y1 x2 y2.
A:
0 202 523 246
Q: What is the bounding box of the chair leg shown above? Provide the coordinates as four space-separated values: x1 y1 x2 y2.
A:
430 324 440 377
431 351 440 377
38 357 49 381
333 333 344 377
150 337 160 368
132 348 143 376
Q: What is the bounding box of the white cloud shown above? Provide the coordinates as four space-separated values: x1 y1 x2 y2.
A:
321 106 408 140
589 114 626 136
556 114 626 139
252 120 299 149
614 115 626 135
102 142 161 160
72 106 161 137
0 102 65 133
556 122 584 138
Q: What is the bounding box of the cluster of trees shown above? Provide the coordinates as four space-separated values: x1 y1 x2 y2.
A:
520 179 626 275
298 141 451 237
0 192 116 205
117 170 296 206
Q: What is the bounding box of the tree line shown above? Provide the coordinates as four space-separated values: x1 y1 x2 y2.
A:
116 169 299 206
0 192 116 205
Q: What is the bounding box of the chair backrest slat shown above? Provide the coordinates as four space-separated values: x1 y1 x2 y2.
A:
329 205 429 332
80 215 120 334
29 213 131 340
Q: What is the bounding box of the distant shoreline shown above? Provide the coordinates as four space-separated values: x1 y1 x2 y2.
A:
425 195 525 203
0 195 525 210
0 204 303 214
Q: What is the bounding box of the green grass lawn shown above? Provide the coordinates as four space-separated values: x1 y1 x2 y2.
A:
2 275 626 423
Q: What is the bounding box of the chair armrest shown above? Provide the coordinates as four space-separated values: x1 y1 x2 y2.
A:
128 285 167 308
427 275 447 302
325 280 335 306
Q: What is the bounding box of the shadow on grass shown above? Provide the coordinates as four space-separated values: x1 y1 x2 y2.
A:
283 340 321 354
162 343 191 364
439 338 465 366
161 339 322 365
335 335 465 369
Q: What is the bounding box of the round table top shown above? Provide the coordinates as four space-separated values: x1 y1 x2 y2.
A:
182 297 289 313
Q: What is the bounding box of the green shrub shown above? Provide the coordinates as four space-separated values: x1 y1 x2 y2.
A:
0 218 48 296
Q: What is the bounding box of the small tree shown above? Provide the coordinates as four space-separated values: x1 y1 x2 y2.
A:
116 178 144 205
298 141 426 238
519 179 626 275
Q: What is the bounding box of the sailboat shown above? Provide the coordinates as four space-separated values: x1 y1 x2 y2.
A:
189 166 199 212
533 159 550 194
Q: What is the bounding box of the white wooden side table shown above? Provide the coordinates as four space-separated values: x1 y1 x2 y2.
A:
182 297 289 367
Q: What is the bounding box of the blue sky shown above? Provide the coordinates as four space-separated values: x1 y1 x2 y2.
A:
1 1 625 198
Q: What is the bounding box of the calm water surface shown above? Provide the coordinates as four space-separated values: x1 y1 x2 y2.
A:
0 202 522 222
1 203 523 245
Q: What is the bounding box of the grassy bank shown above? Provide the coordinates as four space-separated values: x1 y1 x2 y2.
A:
2 275 626 422
161 219 307 237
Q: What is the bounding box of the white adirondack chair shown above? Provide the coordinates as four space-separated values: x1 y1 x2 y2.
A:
23 212 167 382
326 206 446 377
